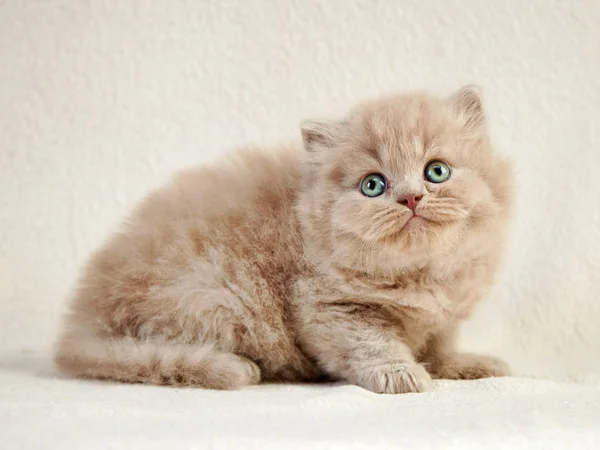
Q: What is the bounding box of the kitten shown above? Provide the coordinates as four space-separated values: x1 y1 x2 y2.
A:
54 86 513 394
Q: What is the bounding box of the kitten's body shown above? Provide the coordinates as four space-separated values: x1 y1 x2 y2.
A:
55 87 513 393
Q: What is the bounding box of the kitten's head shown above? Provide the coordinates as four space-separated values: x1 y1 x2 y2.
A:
297 86 512 275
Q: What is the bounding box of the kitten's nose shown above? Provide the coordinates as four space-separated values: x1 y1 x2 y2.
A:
397 194 422 211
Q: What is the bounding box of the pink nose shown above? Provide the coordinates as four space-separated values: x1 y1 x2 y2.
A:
398 194 422 211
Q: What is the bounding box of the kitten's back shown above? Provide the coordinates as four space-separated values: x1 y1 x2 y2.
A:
54 146 316 387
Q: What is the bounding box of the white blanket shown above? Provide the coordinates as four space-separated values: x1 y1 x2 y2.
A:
2 354 599 450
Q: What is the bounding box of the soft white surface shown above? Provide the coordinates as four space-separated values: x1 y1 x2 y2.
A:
1 4 600 445
2 354 600 449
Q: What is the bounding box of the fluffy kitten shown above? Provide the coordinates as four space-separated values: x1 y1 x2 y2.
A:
55 86 513 394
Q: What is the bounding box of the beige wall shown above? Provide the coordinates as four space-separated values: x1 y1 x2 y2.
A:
1 0 599 381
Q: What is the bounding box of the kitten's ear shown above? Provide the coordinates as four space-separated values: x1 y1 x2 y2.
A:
300 119 343 151
449 85 485 130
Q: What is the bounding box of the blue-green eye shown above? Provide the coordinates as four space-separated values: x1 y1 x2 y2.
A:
360 173 387 197
424 161 451 183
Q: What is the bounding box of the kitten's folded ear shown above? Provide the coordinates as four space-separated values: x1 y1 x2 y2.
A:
300 119 345 152
449 85 486 131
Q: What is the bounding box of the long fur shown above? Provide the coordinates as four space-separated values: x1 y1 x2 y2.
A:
55 86 513 393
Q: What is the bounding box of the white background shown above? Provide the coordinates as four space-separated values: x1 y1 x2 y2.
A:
1 0 599 381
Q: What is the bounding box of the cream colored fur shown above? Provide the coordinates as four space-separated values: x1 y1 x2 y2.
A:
54 86 513 393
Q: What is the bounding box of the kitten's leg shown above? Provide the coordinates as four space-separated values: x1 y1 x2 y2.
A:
298 304 432 394
55 332 260 389
419 325 510 380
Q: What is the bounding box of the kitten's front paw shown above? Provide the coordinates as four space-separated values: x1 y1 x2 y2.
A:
430 353 510 380
353 362 432 394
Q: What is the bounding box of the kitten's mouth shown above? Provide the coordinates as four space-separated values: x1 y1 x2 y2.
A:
400 214 423 231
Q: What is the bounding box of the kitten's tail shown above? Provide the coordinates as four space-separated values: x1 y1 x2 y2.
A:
53 334 261 389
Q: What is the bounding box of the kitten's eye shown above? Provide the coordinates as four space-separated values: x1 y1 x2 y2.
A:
424 161 451 183
360 173 387 197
